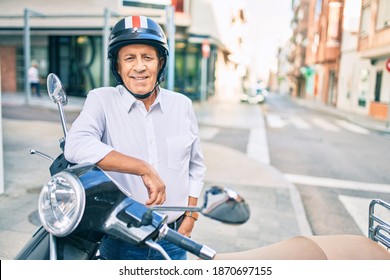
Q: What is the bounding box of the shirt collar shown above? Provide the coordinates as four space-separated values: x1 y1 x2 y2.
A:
119 85 164 113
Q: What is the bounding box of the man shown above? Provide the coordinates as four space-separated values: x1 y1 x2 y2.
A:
28 62 41 97
64 16 206 260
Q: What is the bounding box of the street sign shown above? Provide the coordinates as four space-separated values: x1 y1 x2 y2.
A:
202 39 210 58
386 58 390 73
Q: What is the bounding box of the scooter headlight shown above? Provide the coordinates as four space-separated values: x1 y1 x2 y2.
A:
38 171 85 237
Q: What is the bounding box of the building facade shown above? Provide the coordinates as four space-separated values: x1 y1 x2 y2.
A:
0 0 238 100
304 0 344 105
357 0 390 120
288 0 390 121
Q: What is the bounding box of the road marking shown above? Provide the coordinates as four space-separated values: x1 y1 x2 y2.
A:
247 127 270 165
311 117 341 132
338 195 390 236
266 114 286 128
338 195 370 236
266 114 373 135
284 173 390 193
289 116 311 129
335 120 370 135
199 127 219 140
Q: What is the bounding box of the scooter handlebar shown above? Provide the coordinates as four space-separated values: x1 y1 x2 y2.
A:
160 225 216 260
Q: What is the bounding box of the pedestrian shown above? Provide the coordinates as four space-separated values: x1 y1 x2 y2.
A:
64 16 206 260
28 61 41 97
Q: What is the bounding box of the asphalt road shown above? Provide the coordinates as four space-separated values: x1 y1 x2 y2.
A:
263 93 390 235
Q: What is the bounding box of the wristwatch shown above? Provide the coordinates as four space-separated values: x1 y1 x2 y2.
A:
184 211 199 221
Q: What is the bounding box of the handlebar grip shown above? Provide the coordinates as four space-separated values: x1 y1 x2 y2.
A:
161 226 216 260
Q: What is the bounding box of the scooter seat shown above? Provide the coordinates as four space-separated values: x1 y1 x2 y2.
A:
214 235 390 260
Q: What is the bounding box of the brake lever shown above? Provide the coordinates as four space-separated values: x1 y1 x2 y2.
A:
144 239 171 260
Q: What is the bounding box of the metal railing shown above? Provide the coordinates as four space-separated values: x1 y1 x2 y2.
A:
368 199 390 249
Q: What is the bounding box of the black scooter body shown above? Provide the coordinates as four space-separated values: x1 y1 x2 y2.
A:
15 163 164 260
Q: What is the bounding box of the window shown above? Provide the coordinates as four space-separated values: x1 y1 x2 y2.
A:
315 0 323 21
376 0 390 29
374 71 383 102
357 68 369 107
327 1 342 45
360 5 370 36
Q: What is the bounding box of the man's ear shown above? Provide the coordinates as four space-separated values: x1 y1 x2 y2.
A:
159 57 165 70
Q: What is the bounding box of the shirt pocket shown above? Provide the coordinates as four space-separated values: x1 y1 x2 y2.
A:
166 135 193 170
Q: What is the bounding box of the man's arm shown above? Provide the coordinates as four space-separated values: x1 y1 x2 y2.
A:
97 150 166 206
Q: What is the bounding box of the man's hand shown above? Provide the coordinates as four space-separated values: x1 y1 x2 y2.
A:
141 166 166 206
178 217 195 237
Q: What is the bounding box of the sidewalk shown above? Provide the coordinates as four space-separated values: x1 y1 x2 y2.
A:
2 91 352 259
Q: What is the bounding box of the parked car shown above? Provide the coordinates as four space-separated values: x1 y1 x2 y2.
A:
240 87 268 104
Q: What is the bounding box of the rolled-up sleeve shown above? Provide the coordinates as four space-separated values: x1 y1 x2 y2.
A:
64 90 114 165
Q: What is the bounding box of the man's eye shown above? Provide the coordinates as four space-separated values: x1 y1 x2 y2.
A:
124 57 134 61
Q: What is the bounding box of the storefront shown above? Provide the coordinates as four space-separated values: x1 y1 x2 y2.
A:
1 33 216 100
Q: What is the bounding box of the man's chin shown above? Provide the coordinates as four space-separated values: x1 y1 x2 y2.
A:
128 87 150 95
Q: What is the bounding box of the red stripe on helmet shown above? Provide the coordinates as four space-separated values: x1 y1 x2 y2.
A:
132 16 141 28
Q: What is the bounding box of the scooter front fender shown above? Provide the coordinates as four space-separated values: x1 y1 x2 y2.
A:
14 226 50 260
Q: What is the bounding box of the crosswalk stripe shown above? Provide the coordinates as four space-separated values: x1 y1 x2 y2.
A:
311 117 340 132
266 114 286 128
335 120 370 135
289 116 311 129
266 114 373 135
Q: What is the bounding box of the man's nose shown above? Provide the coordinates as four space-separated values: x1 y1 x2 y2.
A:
134 58 146 71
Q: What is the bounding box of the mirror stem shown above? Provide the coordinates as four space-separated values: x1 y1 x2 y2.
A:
140 206 201 226
150 206 201 212
56 101 68 137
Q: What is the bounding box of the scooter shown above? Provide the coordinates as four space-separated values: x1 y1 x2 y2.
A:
15 73 250 260
16 73 390 260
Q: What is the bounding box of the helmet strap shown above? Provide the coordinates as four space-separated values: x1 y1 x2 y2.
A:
123 82 159 100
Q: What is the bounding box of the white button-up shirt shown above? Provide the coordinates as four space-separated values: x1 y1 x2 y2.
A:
64 85 206 222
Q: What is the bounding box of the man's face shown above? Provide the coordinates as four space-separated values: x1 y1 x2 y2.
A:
117 44 162 95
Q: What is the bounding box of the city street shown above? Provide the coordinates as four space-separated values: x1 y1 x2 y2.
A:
263 93 390 235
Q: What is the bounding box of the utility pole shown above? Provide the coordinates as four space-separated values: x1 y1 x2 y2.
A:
165 5 175 91
0 56 4 195
23 9 45 104
103 8 120 87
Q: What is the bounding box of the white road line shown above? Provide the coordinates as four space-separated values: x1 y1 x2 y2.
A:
289 116 311 129
335 120 371 135
247 127 270 165
199 127 220 140
311 117 341 132
284 173 390 193
266 114 286 128
338 195 370 235
338 195 390 236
